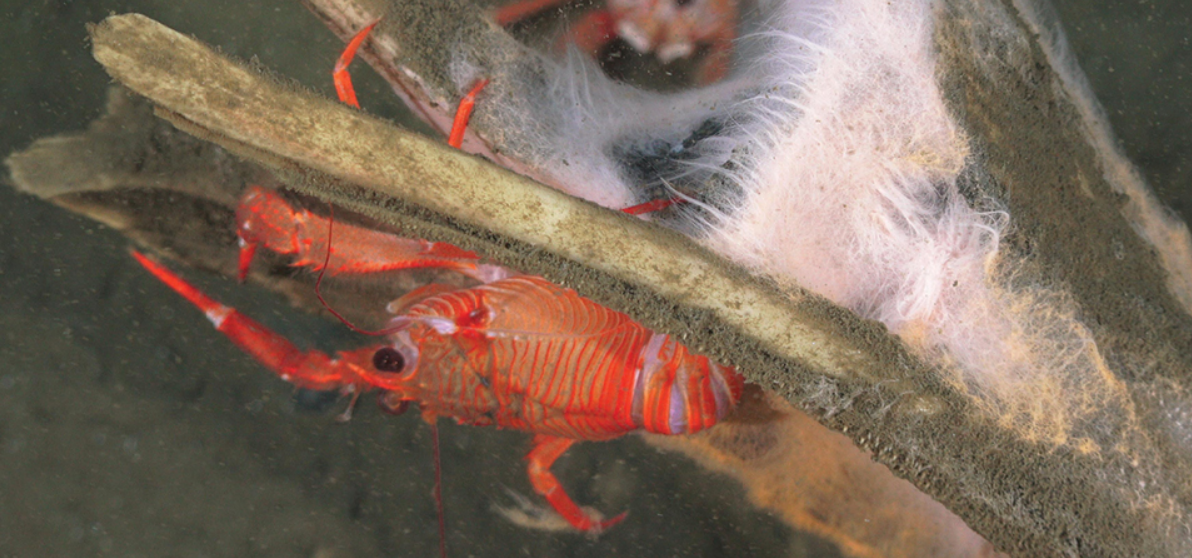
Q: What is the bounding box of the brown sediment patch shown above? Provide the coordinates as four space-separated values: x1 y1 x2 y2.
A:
648 388 1006 558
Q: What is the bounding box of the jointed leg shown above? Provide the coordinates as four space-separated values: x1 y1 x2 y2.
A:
526 434 627 533
333 19 380 108
447 79 490 149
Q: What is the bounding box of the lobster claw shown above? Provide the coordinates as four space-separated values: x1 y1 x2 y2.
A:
527 434 628 534
232 185 485 281
131 250 376 392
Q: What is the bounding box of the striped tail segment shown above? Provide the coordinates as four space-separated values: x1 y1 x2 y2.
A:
632 333 744 435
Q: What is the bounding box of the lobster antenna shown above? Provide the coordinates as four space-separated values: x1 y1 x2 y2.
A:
431 422 448 558
312 205 449 558
311 203 405 336
324 20 452 558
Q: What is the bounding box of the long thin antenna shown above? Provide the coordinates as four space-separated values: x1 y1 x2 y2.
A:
431 422 447 558
326 20 450 558
312 203 402 336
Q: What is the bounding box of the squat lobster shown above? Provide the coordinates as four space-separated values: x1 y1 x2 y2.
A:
133 252 743 533
493 0 738 84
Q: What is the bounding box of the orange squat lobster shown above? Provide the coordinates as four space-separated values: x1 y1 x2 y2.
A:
133 251 743 533
494 0 738 84
131 19 743 535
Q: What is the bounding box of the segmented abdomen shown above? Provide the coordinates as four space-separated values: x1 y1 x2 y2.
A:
409 276 743 440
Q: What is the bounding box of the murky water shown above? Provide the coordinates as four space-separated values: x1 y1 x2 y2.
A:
1 1 1188 557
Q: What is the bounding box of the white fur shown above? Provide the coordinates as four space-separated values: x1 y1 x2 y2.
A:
452 50 747 210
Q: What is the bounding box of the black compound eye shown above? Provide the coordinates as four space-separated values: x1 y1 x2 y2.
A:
372 347 406 373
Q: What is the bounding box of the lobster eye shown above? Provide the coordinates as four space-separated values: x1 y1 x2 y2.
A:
372 347 406 372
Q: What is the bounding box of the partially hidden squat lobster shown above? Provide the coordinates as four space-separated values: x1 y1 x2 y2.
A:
493 0 738 84
131 17 744 538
